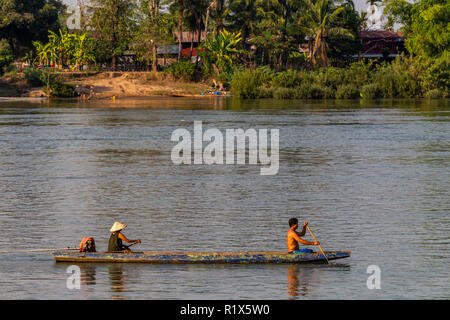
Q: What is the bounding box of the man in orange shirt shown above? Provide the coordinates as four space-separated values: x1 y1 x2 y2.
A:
287 218 319 253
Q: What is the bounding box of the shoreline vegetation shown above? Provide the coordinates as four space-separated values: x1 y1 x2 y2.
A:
1 55 447 101
0 0 448 101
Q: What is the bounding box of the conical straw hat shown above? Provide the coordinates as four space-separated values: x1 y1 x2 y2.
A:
110 221 127 232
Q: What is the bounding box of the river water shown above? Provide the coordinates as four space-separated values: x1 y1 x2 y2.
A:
0 97 448 300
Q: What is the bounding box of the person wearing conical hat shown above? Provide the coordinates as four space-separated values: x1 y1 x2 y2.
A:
108 221 141 252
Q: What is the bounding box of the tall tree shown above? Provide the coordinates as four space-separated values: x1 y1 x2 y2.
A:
299 0 354 67
326 0 361 66
184 0 208 62
90 0 135 70
134 0 174 71
258 0 303 69
384 0 449 59
169 0 187 60
0 0 64 57
210 0 230 33
176 0 186 61
205 0 230 34
228 0 260 49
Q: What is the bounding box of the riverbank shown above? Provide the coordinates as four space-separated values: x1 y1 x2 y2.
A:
1 63 447 101
0 71 215 99
66 72 215 99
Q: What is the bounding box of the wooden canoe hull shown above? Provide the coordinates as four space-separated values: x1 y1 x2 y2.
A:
52 251 350 263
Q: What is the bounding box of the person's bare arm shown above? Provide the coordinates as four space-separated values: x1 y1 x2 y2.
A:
292 232 318 246
297 222 308 236
118 233 141 244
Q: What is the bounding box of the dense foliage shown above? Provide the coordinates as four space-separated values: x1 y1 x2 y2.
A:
0 0 448 99
24 68 74 97
0 39 13 75
89 0 136 68
33 30 95 67
384 0 449 60
0 0 64 57
164 59 196 80
231 57 449 99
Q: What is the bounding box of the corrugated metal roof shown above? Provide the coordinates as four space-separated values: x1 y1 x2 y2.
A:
359 30 403 40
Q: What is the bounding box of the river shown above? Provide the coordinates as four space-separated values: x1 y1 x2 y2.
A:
0 97 448 299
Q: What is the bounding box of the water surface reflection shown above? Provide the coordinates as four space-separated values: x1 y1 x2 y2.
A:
0 98 448 299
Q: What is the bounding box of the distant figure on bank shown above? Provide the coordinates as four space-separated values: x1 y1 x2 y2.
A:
108 221 141 252
287 218 319 253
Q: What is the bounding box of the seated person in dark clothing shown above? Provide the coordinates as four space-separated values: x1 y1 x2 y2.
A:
108 221 141 252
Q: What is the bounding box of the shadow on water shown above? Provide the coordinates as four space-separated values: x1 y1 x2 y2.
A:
108 264 126 299
286 263 351 299
56 262 127 299
56 261 350 300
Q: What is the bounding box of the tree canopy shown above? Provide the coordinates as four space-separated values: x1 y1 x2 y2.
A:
384 0 449 59
0 0 65 57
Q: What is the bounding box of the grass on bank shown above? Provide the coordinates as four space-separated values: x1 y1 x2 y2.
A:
230 56 449 100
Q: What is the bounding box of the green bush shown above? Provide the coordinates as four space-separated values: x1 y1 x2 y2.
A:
0 39 13 76
273 87 296 99
345 61 372 87
24 68 74 97
310 85 326 99
228 55 449 100
165 60 196 81
299 71 317 86
418 56 450 93
271 69 302 88
321 86 336 99
294 85 311 99
295 84 334 99
255 66 276 84
45 81 74 98
24 68 48 86
360 83 382 100
231 69 267 99
336 84 360 99
3 63 17 77
424 89 445 99
257 86 274 98
319 67 346 90
372 56 423 98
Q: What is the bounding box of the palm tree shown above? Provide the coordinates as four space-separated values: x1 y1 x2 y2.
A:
169 0 188 61
204 0 216 34
205 0 230 34
229 0 260 49
184 0 208 61
175 0 186 61
300 0 354 67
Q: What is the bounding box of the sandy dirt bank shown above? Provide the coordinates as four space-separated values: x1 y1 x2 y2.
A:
1 72 221 99
67 72 216 99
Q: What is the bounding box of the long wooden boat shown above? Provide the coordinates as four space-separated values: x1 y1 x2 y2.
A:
52 250 350 264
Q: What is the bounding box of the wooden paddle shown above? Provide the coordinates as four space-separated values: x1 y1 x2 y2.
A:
0 247 78 254
306 225 329 264
124 241 140 249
